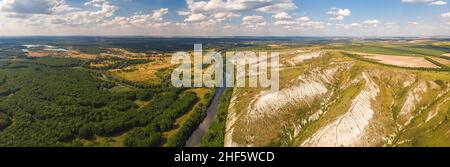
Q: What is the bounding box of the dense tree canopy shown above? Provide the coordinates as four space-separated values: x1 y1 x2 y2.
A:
0 57 192 146
123 91 198 147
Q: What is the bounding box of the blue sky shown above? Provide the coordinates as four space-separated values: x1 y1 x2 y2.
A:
0 0 449 36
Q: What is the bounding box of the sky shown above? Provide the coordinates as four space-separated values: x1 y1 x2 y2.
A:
0 0 449 36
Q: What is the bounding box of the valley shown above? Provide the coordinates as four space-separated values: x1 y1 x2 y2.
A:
0 37 449 147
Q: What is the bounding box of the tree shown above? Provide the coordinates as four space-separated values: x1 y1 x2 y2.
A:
123 127 161 147
0 112 11 130
79 124 94 139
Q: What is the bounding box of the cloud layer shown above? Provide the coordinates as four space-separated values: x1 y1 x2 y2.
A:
0 0 449 36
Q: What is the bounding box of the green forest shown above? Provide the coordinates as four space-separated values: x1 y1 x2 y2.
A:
0 57 203 146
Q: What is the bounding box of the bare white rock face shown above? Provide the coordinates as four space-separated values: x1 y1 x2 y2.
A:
224 95 241 147
399 81 428 125
288 51 322 66
248 78 328 119
302 72 380 147
225 62 353 147
425 82 448 123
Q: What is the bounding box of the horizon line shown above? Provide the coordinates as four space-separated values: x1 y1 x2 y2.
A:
1 35 450 39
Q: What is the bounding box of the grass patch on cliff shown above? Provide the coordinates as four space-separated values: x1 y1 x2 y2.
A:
294 80 365 145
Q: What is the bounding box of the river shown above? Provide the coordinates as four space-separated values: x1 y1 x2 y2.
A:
185 85 226 147
185 48 228 147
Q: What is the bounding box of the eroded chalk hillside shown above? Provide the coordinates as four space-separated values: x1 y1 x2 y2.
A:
225 51 450 147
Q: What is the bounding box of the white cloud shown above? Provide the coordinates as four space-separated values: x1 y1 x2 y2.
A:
184 0 297 14
152 8 169 21
429 0 447 5
84 0 106 7
327 8 351 20
350 23 362 27
274 20 297 25
101 8 170 28
0 0 120 27
0 0 74 15
241 15 266 29
255 0 297 13
279 20 326 31
271 11 319 29
337 9 351 16
336 23 361 29
177 11 190 16
384 22 396 25
334 20 383 29
298 16 310 22
442 12 450 18
178 0 297 26
299 21 325 29
272 12 292 20
401 0 433 3
213 12 240 21
401 0 447 5
363 19 381 26
185 13 207 22
62 0 119 25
